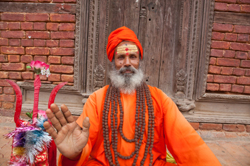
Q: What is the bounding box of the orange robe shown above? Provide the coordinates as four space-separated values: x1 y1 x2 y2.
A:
58 85 221 166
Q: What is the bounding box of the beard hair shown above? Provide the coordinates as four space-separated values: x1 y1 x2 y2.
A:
109 61 144 94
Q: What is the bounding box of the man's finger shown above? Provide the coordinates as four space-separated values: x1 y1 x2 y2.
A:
51 103 67 127
44 121 57 140
46 108 62 131
82 117 90 132
61 104 75 123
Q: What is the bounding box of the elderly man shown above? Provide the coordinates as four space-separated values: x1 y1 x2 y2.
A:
44 26 221 166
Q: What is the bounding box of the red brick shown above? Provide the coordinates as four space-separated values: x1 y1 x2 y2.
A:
236 51 248 59
228 4 240 11
210 49 223 57
215 0 236 2
211 41 230 49
39 74 48 81
34 56 47 63
238 0 250 4
48 74 61 81
246 69 250 76
1 13 25 21
50 65 73 73
21 39 33 47
246 125 250 133
223 124 245 132
60 40 74 47
241 5 250 12
221 67 233 75
2 102 14 109
241 60 250 67
33 22 46 30
220 84 232 91
1 47 24 55
8 22 20 30
223 50 235 58
62 56 74 64
61 74 73 82
39 0 51 2
214 2 228 11
230 42 250 51
207 83 219 91
51 32 74 39
48 56 61 64
59 23 75 31
231 85 244 93
0 38 8 46
211 32 225 40
213 23 233 32
233 68 245 75
225 33 237 41
0 22 8 30
22 72 33 80
50 48 74 55
26 31 50 39
0 71 8 79
0 94 15 102
50 14 75 22
208 65 221 74
2 63 25 71
8 72 22 79
210 57 216 65
46 23 59 31
244 86 250 94
34 40 46 47
217 58 240 67
53 0 64 2
21 22 33 30
200 123 222 131
0 80 12 87
0 87 2 93
26 47 49 55
46 40 59 47
26 13 49 22
189 122 199 130
9 39 20 46
237 34 249 42
237 77 250 85
214 75 236 83
8 55 20 62
64 0 76 2
207 74 214 82
21 55 33 63
0 55 8 62
234 25 250 33
1 31 25 38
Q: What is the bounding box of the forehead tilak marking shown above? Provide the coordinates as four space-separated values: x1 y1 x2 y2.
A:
116 45 138 54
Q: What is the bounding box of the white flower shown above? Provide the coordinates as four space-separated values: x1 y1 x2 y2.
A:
46 69 51 77
41 68 46 75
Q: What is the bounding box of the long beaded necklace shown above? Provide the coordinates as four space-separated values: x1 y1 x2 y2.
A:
102 82 155 166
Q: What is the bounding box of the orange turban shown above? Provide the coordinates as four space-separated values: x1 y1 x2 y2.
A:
106 26 143 62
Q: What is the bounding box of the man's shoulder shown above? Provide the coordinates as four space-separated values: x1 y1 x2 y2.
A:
89 85 109 99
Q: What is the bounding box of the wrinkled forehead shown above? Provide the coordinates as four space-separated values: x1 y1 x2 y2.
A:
116 42 139 55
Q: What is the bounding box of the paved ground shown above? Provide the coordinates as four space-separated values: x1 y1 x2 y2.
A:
0 116 250 166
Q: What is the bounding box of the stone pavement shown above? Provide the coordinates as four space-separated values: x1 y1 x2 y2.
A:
0 116 250 166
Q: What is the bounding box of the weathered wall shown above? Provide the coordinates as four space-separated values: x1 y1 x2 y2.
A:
207 0 250 94
0 0 76 110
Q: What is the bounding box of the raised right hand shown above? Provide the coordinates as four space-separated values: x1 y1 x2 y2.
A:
43 103 90 160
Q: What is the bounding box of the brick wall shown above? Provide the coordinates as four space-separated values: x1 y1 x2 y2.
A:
207 0 250 94
0 0 76 109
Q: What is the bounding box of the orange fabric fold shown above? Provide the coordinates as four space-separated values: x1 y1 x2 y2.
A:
106 26 143 61
58 85 221 166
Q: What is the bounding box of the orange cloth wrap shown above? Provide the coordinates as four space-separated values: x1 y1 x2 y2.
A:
106 26 143 62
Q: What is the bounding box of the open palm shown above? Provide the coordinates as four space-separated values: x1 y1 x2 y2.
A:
43 104 90 160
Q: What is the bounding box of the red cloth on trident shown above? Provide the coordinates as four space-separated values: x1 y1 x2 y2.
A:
106 26 143 61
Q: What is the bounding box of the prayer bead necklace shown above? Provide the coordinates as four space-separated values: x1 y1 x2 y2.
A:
102 83 155 166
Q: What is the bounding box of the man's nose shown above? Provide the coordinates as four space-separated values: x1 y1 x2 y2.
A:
124 56 131 67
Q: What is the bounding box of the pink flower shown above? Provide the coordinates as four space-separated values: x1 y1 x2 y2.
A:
30 61 49 70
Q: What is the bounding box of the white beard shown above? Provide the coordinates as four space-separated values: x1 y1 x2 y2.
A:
109 62 144 94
